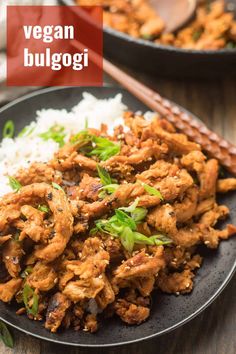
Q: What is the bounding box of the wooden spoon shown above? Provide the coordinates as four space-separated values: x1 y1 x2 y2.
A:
149 0 197 33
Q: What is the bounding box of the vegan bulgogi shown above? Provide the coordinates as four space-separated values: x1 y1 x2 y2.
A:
0 111 236 333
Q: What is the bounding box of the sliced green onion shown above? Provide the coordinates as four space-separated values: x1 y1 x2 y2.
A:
150 234 172 246
192 29 203 42
133 232 155 245
13 232 20 242
120 226 134 253
38 204 50 213
97 165 114 185
23 284 39 316
120 198 139 213
52 182 63 191
133 232 172 246
18 125 35 137
39 125 66 147
131 207 148 223
99 184 119 196
88 136 120 161
141 33 153 40
226 41 236 49
115 209 136 230
0 321 14 348
141 182 163 200
21 266 33 279
3 120 14 139
8 176 22 192
71 130 120 161
91 199 169 252
70 130 90 145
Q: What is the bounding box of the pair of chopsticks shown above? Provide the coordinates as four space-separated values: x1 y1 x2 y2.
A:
71 40 236 175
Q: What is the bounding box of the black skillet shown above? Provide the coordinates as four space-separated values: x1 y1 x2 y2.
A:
60 0 236 78
0 86 235 347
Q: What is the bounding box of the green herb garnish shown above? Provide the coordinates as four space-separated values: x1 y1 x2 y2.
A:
98 184 119 199
206 0 211 13
120 226 135 252
21 266 33 279
23 284 39 316
13 232 20 242
71 131 120 161
3 120 14 139
97 165 119 198
38 204 50 213
226 41 236 49
141 34 153 40
18 125 35 137
88 136 120 161
91 198 171 252
39 125 66 147
8 176 22 192
119 198 139 213
52 182 63 191
70 129 91 146
133 232 172 246
192 29 203 42
97 165 115 185
131 207 148 223
141 182 163 200
0 321 14 348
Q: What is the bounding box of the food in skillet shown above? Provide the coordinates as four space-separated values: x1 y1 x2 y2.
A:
76 0 236 50
0 96 236 334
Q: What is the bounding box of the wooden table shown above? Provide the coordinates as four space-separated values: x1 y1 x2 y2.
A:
1 72 236 354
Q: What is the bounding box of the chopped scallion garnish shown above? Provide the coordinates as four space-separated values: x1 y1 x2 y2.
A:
23 284 39 316
91 198 171 252
71 131 120 161
0 321 14 348
38 205 50 213
18 125 35 137
141 182 163 200
21 266 33 279
52 182 63 191
97 165 119 198
3 120 14 139
8 176 22 192
97 165 115 185
39 125 66 147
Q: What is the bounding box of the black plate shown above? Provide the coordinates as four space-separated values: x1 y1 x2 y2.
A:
60 0 236 78
0 86 235 347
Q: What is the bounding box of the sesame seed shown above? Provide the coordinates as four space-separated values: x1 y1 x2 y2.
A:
124 266 131 270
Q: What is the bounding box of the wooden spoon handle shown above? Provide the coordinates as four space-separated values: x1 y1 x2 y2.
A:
72 40 236 175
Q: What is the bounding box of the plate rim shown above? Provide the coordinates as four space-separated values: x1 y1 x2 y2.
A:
0 85 235 347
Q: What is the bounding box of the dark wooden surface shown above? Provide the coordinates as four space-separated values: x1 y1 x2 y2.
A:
1 73 236 354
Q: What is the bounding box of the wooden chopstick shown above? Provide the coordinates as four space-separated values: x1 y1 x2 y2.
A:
71 40 236 175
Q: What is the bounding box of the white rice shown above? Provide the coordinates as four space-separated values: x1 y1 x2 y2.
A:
0 93 128 197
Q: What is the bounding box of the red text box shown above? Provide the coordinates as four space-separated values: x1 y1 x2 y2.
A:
7 6 103 86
